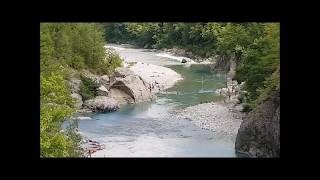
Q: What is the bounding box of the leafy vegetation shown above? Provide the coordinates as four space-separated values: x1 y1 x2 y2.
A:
79 75 99 101
40 23 122 157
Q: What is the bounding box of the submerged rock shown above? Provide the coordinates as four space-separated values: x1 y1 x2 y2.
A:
84 96 119 112
77 116 92 120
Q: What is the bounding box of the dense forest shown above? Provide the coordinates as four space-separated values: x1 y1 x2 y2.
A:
104 22 280 110
40 22 279 157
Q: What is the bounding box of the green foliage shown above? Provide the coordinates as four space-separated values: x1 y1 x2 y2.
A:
40 73 74 106
40 23 123 157
255 66 280 106
41 23 121 74
95 49 123 75
104 23 217 57
79 75 99 101
40 72 81 157
70 54 85 69
242 103 252 112
234 23 280 108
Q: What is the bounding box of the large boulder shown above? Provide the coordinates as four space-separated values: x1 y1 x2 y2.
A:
100 75 110 86
82 70 111 87
81 70 101 86
235 88 280 157
109 68 153 104
97 85 109 96
84 96 119 112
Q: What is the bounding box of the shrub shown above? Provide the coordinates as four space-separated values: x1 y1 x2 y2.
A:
79 75 98 101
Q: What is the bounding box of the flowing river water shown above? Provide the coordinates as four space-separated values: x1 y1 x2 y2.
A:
67 44 238 157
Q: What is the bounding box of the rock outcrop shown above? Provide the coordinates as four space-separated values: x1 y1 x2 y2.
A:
83 96 119 112
82 70 110 87
71 93 83 109
69 68 155 112
82 70 101 85
109 67 153 104
69 78 82 93
97 85 109 96
235 88 280 157
69 78 83 108
100 75 110 86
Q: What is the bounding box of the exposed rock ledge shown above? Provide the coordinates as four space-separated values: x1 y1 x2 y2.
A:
235 88 280 157
69 67 156 113
83 96 119 112
109 67 154 104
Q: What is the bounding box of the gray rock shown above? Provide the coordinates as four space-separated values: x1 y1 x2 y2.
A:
100 75 110 85
82 70 101 85
109 67 152 103
71 93 83 109
181 58 187 63
114 67 135 78
235 88 280 157
97 85 109 96
69 78 82 93
84 96 119 112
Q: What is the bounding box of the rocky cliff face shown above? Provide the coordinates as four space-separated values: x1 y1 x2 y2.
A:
235 88 280 157
68 78 83 109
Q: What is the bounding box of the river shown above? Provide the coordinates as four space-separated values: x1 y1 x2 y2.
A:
68 44 237 157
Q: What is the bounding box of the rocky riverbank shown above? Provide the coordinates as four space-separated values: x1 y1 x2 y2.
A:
173 76 245 141
176 101 243 141
235 88 280 157
68 67 154 113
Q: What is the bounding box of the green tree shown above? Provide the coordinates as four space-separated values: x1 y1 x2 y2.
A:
40 73 82 157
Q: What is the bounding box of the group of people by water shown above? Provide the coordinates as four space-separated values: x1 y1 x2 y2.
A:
148 80 161 93
84 139 105 157
218 81 241 103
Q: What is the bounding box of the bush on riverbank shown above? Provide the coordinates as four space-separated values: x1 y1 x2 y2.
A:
79 75 99 101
